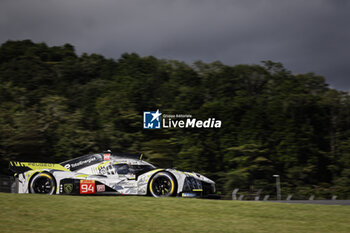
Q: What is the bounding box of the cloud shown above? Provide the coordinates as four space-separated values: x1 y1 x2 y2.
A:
1 0 349 90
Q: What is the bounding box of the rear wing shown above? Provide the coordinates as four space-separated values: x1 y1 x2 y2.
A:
9 161 69 174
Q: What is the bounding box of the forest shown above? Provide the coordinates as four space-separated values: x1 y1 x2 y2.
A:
0 40 349 198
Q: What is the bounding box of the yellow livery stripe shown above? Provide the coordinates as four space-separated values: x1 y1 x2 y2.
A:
10 161 70 171
192 189 203 192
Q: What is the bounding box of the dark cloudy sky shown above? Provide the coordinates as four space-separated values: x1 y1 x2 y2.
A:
1 0 350 90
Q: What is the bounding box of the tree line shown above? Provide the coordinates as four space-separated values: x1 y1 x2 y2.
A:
0 40 349 198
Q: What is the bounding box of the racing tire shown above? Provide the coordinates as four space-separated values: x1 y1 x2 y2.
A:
29 172 56 195
149 172 176 197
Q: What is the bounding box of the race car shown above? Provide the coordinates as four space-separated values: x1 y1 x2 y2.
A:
9 151 216 198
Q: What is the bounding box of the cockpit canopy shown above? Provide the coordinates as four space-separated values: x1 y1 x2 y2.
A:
106 163 156 176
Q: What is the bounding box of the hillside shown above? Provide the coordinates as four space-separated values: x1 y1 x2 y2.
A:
0 40 350 197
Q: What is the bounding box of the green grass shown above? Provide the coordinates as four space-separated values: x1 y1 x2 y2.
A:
0 193 349 233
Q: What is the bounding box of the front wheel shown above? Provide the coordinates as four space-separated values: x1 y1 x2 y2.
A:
149 172 176 197
29 173 56 194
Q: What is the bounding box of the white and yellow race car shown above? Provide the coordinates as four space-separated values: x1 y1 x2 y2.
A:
9 151 216 198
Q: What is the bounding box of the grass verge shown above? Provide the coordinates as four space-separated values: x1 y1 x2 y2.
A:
0 193 349 233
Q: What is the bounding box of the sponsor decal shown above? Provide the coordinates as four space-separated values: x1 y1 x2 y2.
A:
64 183 73 194
80 180 95 194
26 163 56 167
96 184 105 192
143 110 221 129
70 157 97 168
103 154 110 161
64 164 71 170
143 109 162 129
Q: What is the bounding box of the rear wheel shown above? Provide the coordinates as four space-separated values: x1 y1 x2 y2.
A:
149 172 176 197
29 173 56 194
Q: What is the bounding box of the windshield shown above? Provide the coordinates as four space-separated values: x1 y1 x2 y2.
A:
113 164 156 175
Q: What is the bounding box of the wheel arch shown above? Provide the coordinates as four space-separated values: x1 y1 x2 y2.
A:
147 170 178 196
28 171 57 194
28 171 40 193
